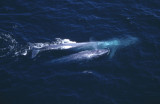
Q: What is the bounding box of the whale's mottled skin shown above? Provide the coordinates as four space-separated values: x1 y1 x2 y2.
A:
29 36 138 58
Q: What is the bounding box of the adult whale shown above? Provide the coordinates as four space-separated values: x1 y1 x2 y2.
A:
29 36 138 58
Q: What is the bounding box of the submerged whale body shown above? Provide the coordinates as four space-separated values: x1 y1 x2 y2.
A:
29 36 138 59
50 49 110 63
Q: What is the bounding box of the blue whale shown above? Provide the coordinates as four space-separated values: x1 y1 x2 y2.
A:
50 49 110 63
29 36 138 58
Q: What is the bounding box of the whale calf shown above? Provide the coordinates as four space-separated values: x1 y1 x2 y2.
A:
50 49 110 63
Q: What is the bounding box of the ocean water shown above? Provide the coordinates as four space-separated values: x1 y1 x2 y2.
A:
0 0 160 104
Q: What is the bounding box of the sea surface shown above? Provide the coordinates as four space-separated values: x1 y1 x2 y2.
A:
0 0 160 104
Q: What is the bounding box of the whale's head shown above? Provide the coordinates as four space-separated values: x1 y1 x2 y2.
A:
96 36 138 58
97 40 120 49
97 36 138 49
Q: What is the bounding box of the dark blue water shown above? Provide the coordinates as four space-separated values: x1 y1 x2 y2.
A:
0 0 160 104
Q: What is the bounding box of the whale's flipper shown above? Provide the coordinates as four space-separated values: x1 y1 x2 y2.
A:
32 49 40 58
109 47 118 58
